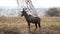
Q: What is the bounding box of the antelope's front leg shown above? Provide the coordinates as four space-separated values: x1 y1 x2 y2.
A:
28 23 30 30
35 23 37 29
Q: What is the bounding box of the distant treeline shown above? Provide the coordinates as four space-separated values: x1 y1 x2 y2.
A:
44 7 60 17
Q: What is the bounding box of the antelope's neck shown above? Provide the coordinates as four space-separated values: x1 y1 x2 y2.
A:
24 12 29 18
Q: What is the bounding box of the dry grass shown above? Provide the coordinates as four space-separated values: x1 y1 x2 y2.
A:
0 16 60 34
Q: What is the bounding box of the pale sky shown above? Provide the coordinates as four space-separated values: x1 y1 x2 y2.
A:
32 0 60 8
0 0 18 6
0 0 60 8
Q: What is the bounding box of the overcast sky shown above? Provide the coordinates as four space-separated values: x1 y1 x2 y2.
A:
0 0 60 8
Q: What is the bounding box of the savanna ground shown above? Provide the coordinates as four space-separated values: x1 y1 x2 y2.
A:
0 16 60 34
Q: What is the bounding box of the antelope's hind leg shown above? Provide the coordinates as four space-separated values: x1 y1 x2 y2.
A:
38 22 41 28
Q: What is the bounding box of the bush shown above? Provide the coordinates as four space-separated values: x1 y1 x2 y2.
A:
45 8 60 17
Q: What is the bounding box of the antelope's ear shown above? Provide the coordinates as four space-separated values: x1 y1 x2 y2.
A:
20 11 22 13
23 8 25 10
25 8 27 10
26 11 28 12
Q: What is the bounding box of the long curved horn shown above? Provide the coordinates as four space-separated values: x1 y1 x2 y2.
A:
23 8 25 11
